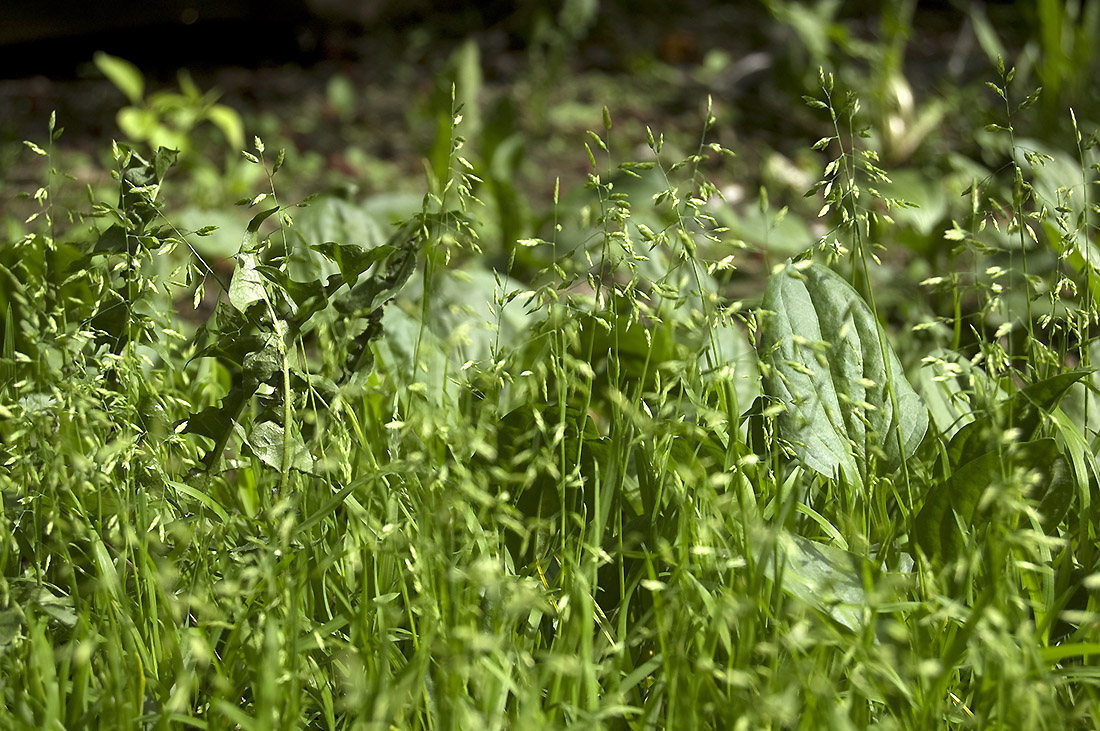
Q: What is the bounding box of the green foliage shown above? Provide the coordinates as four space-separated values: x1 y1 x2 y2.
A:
5 19 1100 728
95 52 245 158
759 259 928 488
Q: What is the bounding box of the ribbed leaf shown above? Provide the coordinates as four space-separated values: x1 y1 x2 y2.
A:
759 261 927 487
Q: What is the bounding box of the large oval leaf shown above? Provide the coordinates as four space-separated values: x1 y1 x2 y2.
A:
759 261 927 487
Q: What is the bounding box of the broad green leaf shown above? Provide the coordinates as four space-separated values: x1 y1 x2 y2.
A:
759 533 901 632
117 107 158 141
335 218 424 316
293 195 386 254
182 392 247 441
915 438 1070 562
311 242 395 287
947 370 1090 469
229 252 267 314
242 334 282 390
242 206 279 254
175 207 248 259
228 207 279 314
916 372 1089 564
19 585 77 628
247 419 314 474
872 169 948 237
94 52 144 104
192 332 267 370
718 197 814 258
413 264 535 365
254 265 335 325
206 103 246 151
93 224 129 255
374 305 455 408
759 261 928 487
153 147 179 180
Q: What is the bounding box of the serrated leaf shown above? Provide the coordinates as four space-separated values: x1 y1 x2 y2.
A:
192 332 267 369
243 334 282 389
154 147 178 181
759 261 928 488
229 252 267 314
255 265 334 322
93 224 130 254
242 206 278 252
335 219 424 315
228 207 279 313
182 403 240 441
311 241 395 288
247 419 314 474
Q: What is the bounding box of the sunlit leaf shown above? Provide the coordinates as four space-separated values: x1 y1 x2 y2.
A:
94 51 144 104
311 242 395 288
759 261 928 488
247 419 314 474
760 533 910 632
228 207 279 314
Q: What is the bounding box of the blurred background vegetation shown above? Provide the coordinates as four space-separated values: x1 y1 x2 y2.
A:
5 4 1100 727
2 0 1100 314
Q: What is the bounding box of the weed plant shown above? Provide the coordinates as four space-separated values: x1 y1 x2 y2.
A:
2 57 1100 730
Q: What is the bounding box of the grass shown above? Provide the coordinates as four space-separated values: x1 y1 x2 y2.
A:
3 13 1100 728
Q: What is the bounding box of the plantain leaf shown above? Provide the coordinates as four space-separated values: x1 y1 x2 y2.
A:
759 533 912 632
759 261 927 488
915 438 1071 562
915 371 1089 564
947 370 1090 469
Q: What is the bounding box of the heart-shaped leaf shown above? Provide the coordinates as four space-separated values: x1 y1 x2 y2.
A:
247 419 314 474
